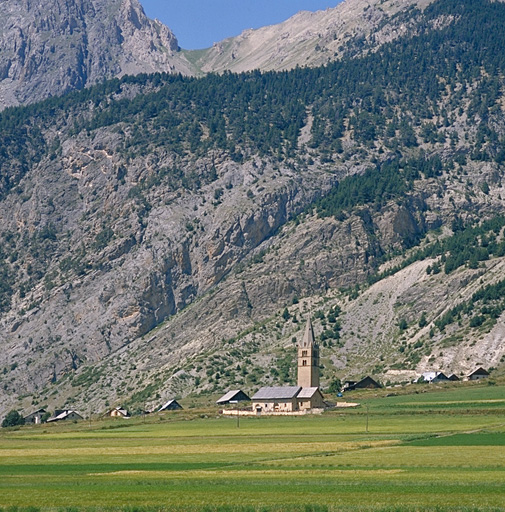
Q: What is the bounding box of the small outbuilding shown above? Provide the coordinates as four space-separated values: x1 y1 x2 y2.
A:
216 389 250 405
158 399 183 412
468 367 490 380
24 409 47 425
448 374 460 381
342 380 356 392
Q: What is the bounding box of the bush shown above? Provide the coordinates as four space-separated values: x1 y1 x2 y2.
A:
328 378 342 394
2 410 25 428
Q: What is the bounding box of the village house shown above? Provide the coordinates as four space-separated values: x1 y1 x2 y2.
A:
251 318 326 413
108 407 130 418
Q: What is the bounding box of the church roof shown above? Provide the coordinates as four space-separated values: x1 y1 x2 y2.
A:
299 317 316 348
297 387 320 399
252 386 301 400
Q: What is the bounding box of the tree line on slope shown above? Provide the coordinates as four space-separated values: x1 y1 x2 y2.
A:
1 0 505 196
1 0 505 314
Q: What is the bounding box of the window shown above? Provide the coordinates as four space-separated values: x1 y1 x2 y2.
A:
302 360 307 366
302 350 308 357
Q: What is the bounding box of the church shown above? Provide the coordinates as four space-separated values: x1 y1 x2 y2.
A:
251 318 325 413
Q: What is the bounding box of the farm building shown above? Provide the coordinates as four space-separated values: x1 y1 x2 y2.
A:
448 374 460 381
343 376 381 391
24 409 47 425
468 367 490 380
158 399 183 412
47 410 83 422
217 389 250 405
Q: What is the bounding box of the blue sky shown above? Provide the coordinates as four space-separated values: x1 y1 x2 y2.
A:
139 0 343 50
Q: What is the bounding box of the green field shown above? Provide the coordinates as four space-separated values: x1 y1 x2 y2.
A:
1 382 505 512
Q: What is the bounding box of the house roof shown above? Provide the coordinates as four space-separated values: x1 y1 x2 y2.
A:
47 410 82 422
158 399 181 411
252 386 301 400
358 376 381 385
216 389 250 404
299 318 316 348
24 409 46 418
297 387 320 399
419 371 448 382
469 367 489 377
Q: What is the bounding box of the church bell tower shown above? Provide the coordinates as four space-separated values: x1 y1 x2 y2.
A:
297 318 320 388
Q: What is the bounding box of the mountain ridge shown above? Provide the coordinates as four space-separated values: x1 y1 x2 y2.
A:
0 0 440 109
186 0 435 74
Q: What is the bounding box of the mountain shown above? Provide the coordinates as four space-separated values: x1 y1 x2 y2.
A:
2 0 505 416
0 0 195 110
188 0 435 73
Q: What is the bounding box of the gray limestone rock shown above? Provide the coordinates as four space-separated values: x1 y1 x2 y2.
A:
0 0 195 109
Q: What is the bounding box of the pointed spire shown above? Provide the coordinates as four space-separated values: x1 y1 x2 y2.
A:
300 317 315 348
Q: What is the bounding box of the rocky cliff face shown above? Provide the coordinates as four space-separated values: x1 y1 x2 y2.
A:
2 94 505 415
0 123 338 413
9 152 503 415
0 0 195 109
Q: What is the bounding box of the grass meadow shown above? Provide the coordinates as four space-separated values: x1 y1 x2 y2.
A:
1 382 504 512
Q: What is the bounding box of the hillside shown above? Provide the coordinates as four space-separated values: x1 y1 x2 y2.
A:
0 0 195 109
1 0 505 416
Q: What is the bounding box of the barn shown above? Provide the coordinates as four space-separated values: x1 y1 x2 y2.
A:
24 409 47 425
343 376 381 391
47 410 83 422
216 390 250 405
468 367 490 380
158 399 183 412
